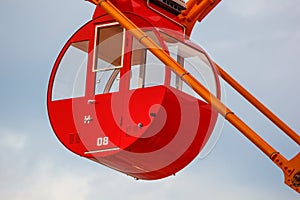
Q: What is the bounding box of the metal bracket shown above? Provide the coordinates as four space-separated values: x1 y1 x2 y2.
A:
272 152 300 193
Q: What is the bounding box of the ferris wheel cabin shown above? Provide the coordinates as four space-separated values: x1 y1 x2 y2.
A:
47 0 221 180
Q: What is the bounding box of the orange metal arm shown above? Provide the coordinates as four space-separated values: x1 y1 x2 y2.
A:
213 62 300 192
214 63 300 146
87 0 300 193
178 0 221 35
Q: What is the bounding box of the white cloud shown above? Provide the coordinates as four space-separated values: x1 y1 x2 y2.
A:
0 129 27 151
2 162 90 200
0 127 89 200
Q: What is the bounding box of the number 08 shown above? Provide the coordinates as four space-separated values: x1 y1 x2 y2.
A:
97 137 109 146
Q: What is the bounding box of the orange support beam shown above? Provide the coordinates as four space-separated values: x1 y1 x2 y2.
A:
178 0 221 35
214 62 300 146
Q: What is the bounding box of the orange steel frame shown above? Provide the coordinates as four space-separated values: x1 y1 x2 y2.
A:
88 0 300 193
178 0 221 35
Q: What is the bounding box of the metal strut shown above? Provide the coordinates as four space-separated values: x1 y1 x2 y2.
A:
214 63 300 146
87 0 300 194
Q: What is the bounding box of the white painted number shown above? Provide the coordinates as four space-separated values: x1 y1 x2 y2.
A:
97 137 109 146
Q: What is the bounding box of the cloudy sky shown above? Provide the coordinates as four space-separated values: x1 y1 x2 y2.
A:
0 0 299 199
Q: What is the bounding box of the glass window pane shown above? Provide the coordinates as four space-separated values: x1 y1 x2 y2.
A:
94 25 124 71
161 32 218 101
108 70 120 93
95 69 120 94
144 51 165 87
130 31 165 89
130 35 146 90
52 41 88 101
130 65 143 90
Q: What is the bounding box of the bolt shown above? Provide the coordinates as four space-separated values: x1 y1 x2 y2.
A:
293 172 300 187
138 123 143 128
295 174 300 182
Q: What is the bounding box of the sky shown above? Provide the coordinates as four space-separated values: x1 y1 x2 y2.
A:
0 0 299 199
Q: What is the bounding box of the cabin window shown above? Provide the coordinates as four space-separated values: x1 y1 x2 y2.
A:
93 24 124 71
94 23 124 94
130 31 165 90
52 40 89 101
161 32 218 101
95 69 120 94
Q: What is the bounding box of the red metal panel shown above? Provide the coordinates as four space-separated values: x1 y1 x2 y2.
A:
87 86 217 180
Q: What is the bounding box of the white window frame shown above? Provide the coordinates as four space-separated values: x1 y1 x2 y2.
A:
92 22 126 72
